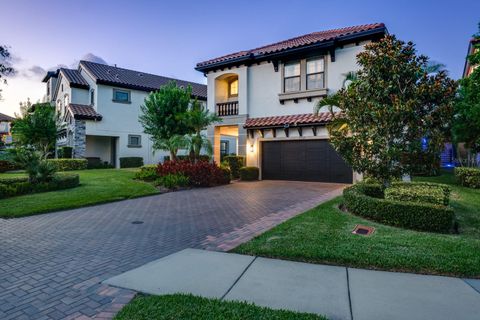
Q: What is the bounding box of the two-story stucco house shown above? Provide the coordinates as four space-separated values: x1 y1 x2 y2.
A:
42 61 207 167
195 23 387 183
0 112 14 146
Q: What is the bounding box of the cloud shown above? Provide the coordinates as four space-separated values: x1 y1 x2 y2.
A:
12 53 108 80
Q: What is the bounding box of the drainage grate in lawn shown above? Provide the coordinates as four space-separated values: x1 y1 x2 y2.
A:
131 221 144 225
352 224 375 236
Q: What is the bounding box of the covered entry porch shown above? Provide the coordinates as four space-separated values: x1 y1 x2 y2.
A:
85 135 118 167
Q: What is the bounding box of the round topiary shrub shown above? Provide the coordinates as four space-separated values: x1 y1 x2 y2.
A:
343 183 454 233
239 166 259 181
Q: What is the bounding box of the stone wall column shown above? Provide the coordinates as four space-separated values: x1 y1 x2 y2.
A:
73 120 86 158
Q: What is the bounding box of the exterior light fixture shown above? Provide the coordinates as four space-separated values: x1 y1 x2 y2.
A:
250 144 254 153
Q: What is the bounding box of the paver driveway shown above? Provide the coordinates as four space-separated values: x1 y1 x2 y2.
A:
0 180 343 319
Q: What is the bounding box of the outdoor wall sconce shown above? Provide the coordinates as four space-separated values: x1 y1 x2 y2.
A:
250 144 254 153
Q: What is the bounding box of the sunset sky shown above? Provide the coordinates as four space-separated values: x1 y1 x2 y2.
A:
1 0 479 116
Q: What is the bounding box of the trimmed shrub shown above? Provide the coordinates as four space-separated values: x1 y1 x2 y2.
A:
220 165 231 184
239 166 259 181
0 160 18 173
455 167 480 188
223 156 245 179
157 160 229 187
120 157 144 168
48 159 88 171
0 173 79 199
343 183 454 233
58 146 73 159
157 173 190 189
0 176 29 185
135 165 158 181
386 182 450 206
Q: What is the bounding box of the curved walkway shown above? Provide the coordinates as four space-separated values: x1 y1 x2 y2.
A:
0 180 343 319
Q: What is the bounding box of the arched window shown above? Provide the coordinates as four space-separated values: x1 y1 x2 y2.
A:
228 79 238 98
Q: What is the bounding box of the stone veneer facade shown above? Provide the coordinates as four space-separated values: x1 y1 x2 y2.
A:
73 120 86 158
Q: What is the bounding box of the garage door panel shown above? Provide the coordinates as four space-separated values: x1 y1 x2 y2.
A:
262 140 352 183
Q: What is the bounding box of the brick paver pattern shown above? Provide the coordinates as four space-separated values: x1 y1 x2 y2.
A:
0 180 343 319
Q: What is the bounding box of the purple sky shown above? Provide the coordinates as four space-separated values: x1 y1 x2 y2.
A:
1 0 479 116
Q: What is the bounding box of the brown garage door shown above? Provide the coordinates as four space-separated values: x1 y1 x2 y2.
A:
261 140 353 183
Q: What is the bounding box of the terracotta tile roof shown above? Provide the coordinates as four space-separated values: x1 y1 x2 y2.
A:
80 61 207 100
0 112 15 122
68 104 102 121
60 68 90 89
244 112 334 128
197 23 385 69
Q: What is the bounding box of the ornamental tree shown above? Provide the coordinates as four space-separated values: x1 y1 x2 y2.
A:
139 81 193 160
453 23 480 155
317 35 456 186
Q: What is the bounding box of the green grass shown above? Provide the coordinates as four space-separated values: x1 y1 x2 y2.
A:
233 170 480 278
114 294 326 320
0 169 158 218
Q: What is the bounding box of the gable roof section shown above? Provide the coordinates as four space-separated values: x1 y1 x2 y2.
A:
80 60 207 100
0 112 15 122
244 112 334 129
68 104 102 121
59 68 90 89
196 23 386 72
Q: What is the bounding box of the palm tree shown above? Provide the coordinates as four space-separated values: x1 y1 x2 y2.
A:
153 135 187 161
187 100 220 161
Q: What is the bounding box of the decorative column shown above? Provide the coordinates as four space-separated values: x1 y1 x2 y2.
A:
73 120 86 158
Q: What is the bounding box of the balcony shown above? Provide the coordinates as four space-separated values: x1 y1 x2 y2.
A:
216 101 239 117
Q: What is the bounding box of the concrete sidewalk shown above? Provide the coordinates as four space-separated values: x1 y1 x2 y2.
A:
104 249 480 320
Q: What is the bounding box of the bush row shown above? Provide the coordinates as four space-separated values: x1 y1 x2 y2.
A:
0 173 80 199
343 183 454 233
455 167 480 189
47 159 88 171
386 182 451 206
135 165 158 181
120 157 144 168
163 155 211 162
0 160 19 173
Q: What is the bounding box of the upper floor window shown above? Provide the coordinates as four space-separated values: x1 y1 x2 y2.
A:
284 62 301 92
113 88 131 103
47 82 50 96
306 57 325 90
90 89 95 105
228 79 238 97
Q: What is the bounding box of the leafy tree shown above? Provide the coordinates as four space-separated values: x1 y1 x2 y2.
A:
453 23 480 155
185 100 220 161
317 35 456 186
140 82 193 159
11 103 59 157
154 135 188 161
0 45 15 100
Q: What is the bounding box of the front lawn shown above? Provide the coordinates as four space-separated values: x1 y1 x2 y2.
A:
0 169 158 218
114 294 325 320
234 170 480 278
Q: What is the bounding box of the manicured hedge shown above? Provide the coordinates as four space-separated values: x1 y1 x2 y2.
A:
120 157 144 168
47 159 88 171
386 182 451 206
135 164 158 181
0 160 18 173
85 157 114 169
0 173 80 199
163 155 211 162
239 166 259 181
223 156 245 179
343 183 454 233
455 167 480 189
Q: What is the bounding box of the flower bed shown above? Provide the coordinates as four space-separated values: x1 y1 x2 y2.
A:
343 182 454 233
0 173 80 199
156 160 230 188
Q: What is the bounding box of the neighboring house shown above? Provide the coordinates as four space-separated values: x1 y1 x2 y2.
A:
42 61 207 167
463 38 479 77
196 23 387 183
0 112 14 146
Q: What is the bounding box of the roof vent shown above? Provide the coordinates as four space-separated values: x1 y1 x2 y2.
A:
106 70 111 74
138 73 143 77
